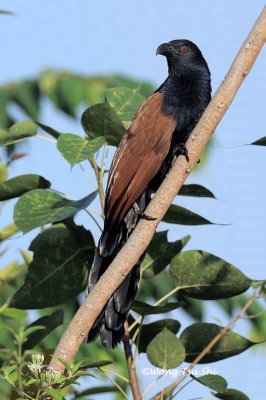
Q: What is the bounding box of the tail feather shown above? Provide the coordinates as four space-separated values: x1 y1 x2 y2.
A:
87 191 152 348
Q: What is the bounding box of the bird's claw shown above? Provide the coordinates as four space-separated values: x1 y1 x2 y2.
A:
178 143 189 162
141 213 157 221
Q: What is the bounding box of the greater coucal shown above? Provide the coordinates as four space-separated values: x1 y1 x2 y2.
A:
87 39 211 348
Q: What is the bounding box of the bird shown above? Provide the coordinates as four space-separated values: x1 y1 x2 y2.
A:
87 39 212 348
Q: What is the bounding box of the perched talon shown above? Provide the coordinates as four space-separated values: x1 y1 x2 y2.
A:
141 213 157 221
177 143 189 162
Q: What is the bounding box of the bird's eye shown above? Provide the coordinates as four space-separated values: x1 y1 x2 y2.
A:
180 45 188 53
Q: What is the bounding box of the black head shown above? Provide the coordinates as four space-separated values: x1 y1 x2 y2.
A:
156 39 210 79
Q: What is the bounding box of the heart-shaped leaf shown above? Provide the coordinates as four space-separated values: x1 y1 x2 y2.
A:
106 86 144 121
130 318 181 353
81 102 124 146
57 134 105 166
147 327 185 369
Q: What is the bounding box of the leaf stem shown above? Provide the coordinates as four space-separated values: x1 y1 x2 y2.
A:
36 134 57 144
88 156 105 215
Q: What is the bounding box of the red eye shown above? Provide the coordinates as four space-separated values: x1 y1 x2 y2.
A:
180 45 188 53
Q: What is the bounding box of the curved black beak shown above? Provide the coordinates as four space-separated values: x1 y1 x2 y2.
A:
156 42 173 56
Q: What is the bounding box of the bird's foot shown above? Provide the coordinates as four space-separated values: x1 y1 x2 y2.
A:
177 143 189 162
132 203 157 221
141 213 157 221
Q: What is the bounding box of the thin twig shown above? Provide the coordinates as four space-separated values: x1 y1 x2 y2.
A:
98 367 130 399
49 6 266 374
123 321 142 400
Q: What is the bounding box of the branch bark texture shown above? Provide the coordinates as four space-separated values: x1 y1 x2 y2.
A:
50 6 266 373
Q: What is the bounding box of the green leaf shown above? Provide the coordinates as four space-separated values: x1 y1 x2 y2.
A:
192 374 228 392
81 102 125 146
0 307 27 322
106 86 145 121
11 223 95 308
0 88 9 127
0 163 8 182
57 134 105 166
147 327 185 369
56 77 86 117
180 322 259 363
0 9 15 15
130 319 181 353
179 184 216 198
0 174 51 201
131 300 183 316
75 386 118 398
0 121 37 146
214 388 250 400
0 223 19 241
23 310 64 350
250 137 266 146
170 250 252 300
163 204 215 225
141 231 190 278
11 81 40 120
14 189 97 233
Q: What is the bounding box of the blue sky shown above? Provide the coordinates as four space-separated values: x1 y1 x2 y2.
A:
1 0 266 398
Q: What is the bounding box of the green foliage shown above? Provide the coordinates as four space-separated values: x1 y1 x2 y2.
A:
0 121 37 146
14 189 97 233
82 102 125 146
146 327 186 368
11 223 94 308
130 318 181 353
0 71 265 400
141 231 190 278
163 204 216 225
179 183 216 198
180 322 260 363
250 136 266 146
57 134 105 166
0 174 51 201
131 300 183 315
106 86 145 121
170 250 252 299
214 388 250 400
192 374 228 392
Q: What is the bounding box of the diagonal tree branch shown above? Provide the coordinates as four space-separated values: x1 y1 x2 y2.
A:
49 5 266 374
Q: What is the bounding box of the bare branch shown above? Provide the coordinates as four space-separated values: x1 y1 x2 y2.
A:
49 5 266 373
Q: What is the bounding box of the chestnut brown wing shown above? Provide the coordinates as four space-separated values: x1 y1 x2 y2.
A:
105 92 176 228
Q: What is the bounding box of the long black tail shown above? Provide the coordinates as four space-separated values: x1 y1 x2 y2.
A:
86 191 150 348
